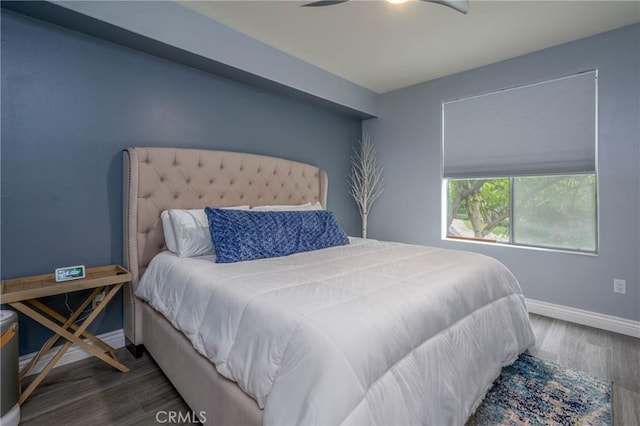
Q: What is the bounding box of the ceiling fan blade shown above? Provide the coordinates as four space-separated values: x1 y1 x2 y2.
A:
302 1 349 6
425 0 470 14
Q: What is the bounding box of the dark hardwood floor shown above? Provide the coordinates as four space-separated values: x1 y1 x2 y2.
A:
18 314 639 425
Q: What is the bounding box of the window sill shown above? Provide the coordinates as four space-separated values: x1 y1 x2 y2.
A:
442 236 599 257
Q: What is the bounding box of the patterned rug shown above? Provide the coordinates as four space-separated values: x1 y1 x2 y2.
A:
467 353 612 425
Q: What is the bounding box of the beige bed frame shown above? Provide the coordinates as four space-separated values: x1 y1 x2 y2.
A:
122 147 328 425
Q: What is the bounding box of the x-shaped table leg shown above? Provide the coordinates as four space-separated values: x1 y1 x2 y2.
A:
19 293 119 378
11 283 129 404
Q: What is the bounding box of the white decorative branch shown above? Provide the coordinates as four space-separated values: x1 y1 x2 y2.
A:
348 134 384 239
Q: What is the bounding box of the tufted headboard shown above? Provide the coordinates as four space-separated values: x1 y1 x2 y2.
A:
122 147 328 346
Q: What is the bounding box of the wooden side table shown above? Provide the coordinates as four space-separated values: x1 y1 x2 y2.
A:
0 265 132 404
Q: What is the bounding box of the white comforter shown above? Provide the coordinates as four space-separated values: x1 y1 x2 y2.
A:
136 238 535 425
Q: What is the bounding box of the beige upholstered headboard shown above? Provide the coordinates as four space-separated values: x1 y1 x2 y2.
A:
122 147 328 347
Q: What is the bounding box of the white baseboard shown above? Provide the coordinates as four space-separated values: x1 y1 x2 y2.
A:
19 329 125 377
526 299 640 338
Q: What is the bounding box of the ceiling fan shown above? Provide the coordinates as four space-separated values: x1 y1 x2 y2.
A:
302 0 470 15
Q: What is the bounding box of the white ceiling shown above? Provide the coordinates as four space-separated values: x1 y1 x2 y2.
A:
179 1 640 94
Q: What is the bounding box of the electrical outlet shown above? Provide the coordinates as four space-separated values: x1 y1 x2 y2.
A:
613 279 626 294
92 290 107 309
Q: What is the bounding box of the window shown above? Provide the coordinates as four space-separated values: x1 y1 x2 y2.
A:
442 71 597 253
446 175 597 252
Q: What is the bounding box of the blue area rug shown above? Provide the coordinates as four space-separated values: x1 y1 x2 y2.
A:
467 353 612 425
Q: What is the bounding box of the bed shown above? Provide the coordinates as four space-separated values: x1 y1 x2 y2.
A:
123 147 535 425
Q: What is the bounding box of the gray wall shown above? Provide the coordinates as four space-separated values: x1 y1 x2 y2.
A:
1 11 361 354
364 24 640 321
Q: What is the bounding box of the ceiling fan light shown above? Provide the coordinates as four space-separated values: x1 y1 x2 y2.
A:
388 0 409 4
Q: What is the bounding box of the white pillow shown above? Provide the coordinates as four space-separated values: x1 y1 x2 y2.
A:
161 210 178 253
162 206 249 257
251 202 324 211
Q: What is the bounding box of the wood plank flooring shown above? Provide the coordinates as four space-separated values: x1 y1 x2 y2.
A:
18 314 639 425
18 346 190 426
527 314 640 425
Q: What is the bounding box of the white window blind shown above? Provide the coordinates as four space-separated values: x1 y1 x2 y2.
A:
442 71 597 178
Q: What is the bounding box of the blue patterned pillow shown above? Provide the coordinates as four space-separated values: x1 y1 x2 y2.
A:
205 208 349 263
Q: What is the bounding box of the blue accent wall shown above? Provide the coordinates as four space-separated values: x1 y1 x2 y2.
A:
364 24 640 321
1 11 362 355
1 1 379 117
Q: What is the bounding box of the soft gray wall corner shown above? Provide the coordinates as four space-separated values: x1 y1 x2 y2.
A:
1 10 361 355
364 24 640 321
